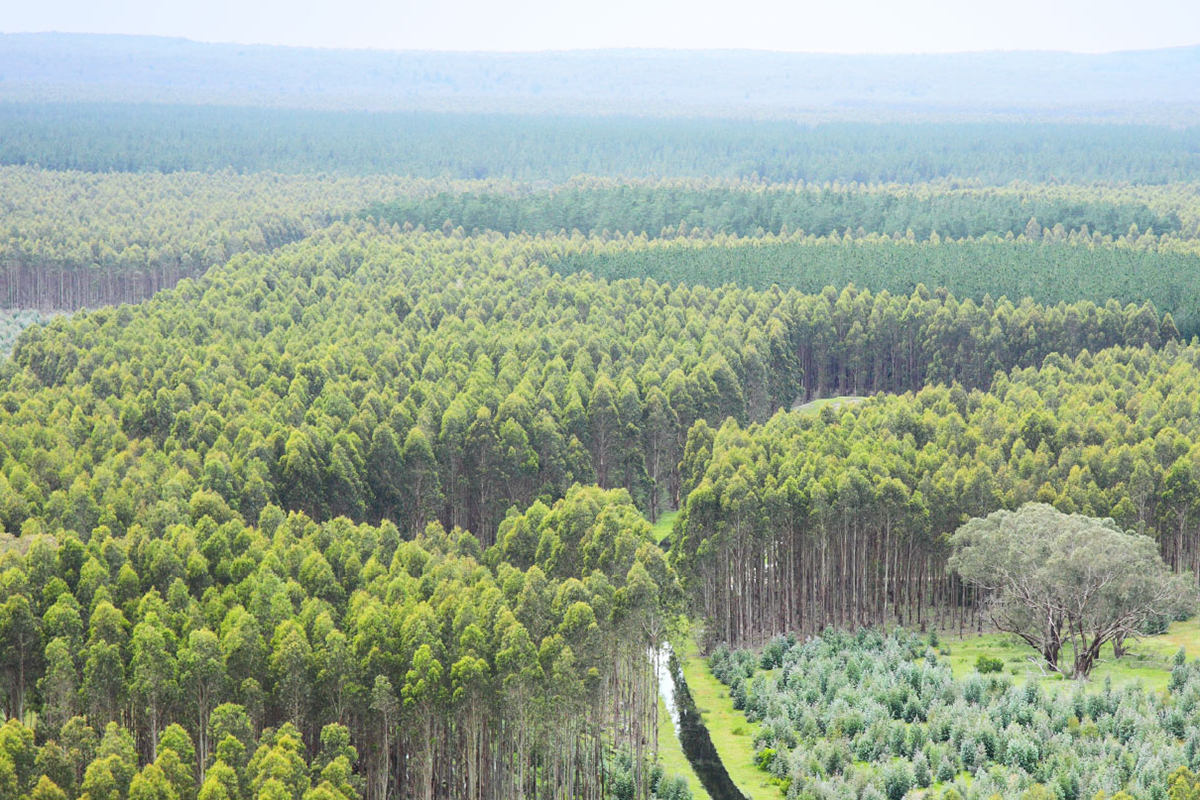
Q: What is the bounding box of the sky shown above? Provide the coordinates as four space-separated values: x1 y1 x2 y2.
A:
4 0 1200 53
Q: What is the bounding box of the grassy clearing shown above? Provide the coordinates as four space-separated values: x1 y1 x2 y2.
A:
791 395 866 415
942 621 1200 694
651 510 680 545
678 639 782 800
656 695 712 800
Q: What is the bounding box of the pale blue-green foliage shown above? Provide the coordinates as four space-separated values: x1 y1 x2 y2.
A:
0 309 56 355
712 629 1200 800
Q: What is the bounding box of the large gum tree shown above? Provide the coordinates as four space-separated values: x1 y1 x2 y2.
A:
949 502 1195 678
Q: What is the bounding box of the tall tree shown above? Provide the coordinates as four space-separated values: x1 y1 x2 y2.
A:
950 503 1195 677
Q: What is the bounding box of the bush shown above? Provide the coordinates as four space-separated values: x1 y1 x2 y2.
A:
884 762 914 800
913 751 932 788
975 655 1004 674
761 635 789 670
655 775 692 800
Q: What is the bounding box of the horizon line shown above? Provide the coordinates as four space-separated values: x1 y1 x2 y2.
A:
4 29 1199 58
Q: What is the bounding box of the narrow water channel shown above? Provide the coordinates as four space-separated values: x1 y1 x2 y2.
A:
657 645 749 800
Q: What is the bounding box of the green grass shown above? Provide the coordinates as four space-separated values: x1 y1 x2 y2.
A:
657 695 712 800
678 639 782 800
651 510 680 545
942 621 1200 694
791 395 866 415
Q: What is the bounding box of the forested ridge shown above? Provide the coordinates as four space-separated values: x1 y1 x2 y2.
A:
5 34 1197 119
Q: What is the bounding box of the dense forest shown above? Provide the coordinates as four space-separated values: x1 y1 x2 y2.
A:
0 482 683 800
0 225 1174 541
2 30 1200 800
4 105 1200 183
0 217 1187 799
671 341 1200 647
364 183 1186 240
0 167 475 309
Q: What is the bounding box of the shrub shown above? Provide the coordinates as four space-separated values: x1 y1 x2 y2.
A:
975 655 1004 674
655 775 692 800
884 762 914 800
761 636 788 670
913 751 932 788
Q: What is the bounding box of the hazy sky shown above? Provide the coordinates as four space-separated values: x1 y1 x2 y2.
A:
5 0 1200 53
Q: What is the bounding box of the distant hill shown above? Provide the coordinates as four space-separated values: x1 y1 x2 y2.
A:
1 33 1198 120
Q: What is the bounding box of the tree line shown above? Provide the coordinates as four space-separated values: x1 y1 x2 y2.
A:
558 232 1200 336
4 105 1199 183
0 167 490 310
6 169 1198 320
363 183 1183 241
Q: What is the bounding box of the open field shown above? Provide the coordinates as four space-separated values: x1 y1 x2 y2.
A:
942 621 1200 694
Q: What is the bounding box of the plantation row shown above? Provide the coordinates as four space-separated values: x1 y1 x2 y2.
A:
6 167 1198 324
558 234 1200 336
709 629 1200 800
0 225 1169 548
4 106 1200 183
671 341 1200 647
0 167 484 310
364 183 1186 241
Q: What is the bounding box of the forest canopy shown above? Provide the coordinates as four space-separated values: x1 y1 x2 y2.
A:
1 35 1200 800
4 105 1200 183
